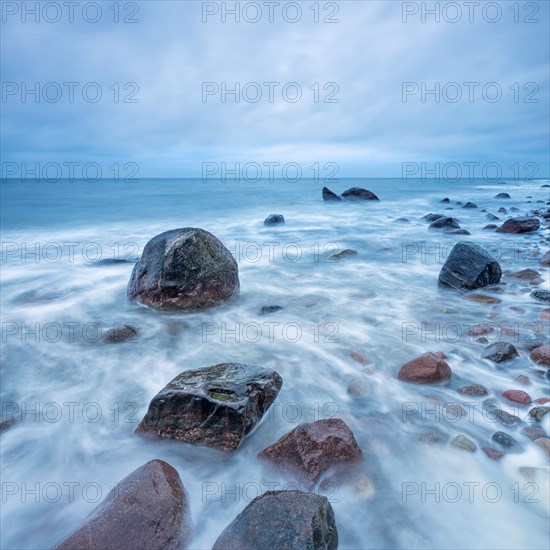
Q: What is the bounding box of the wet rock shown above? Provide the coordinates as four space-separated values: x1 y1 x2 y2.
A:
514 375 531 386
264 214 285 226
502 390 531 405
101 324 138 344
496 217 540 234
422 213 445 222
467 324 495 337
341 187 379 201
54 460 193 550
523 426 547 441
481 342 519 362
539 251 550 266
438 242 501 290
446 229 471 235
504 269 543 285
0 416 15 432
429 217 460 230
492 431 522 450
451 434 477 452
127 228 239 311
477 337 489 344
347 378 371 400
462 202 477 208
259 305 283 315
258 418 362 486
397 352 452 384
350 350 371 365
416 431 447 443
212 491 338 550
529 406 550 422
535 397 550 405
534 438 550 457
492 409 522 427
354 474 376 498
456 384 488 397
136 363 282 452
328 249 358 260
522 334 550 351
483 224 497 230
531 290 550 303
530 345 550 366
464 294 500 304
440 198 450 203
393 217 410 223
482 447 504 460
322 187 342 202
498 207 508 214
495 193 511 199
486 214 499 220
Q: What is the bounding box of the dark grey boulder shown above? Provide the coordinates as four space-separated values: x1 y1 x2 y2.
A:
341 187 379 201
422 213 445 223
136 363 282 452
429 217 460 230
462 202 477 208
264 214 285 226
54 460 193 550
322 187 342 202
438 242 501 290
496 217 540 234
491 432 522 451
495 193 511 199
212 491 338 550
127 228 239 311
481 342 519 362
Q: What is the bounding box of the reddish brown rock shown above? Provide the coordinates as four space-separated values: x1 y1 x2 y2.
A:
434 351 448 359
350 350 371 365
530 345 550 367
467 324 495 337
482 447 504 460
514 375 531 386
535 397 550 405
502 390 532 405
523 426 547 441
397 352 452 384
257 418 362 486
54 460 193 550
539 309 550 321
495 217 540 234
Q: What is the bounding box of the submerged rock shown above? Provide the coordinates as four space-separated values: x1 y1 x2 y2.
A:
127 228 239 311
136 363 282 452
457 384 488 396
212 491 338 550
54 460 193 550
438 242 501 290
397 352 452 384
341 187 379 201
328 249 358 260
322 186 342 202
101 324 138 344
481 342 519 362
462 202 477 209
451 434 477 452
259 305 283 315
264 214 285 226
257 418 362 486
496 217 540 234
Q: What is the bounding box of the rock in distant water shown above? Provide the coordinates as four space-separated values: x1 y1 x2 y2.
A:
257 418 362 486
495 193 511 199
462 202 477 209
481 342 519 362
498 207 507 214
328 249 358 260
483 224 497 230
486 213 499 220
127 228 239 311
259 305 283 315
54 460 193 550
530 345 550 367
440 198 450 203
212 491 338 550
422 213 445 222
101 324 138 344
136 363 282 452
438 242 501 290
322 187 342 202
264 214 285 226
429 217 460 230
496 217 540 233
341 187 379 201
397 352 452 384
531 290 550 303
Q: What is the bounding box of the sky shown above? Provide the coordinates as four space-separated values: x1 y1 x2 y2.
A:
1 0 549 179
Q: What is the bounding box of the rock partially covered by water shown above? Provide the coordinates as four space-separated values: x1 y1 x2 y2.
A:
481 342 519 362
127 228 239 311
264 214 285 226
328 249 358 260
257 418 362 486
539 251 550 266
438 242 501 290
495 193 511 199
457 384 488 396
212 491 338 550
531 290 550 303
101 324 138 344
462 202 477 209
136 363 282 452
530 345 550 367
54 460 193 550
504 269 543 285
397 352 452 384
341 187 380 201
322 187 342 202
429 217 460 230
492 431 522 450
496 217 540 233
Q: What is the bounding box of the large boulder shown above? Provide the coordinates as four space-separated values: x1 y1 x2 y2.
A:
54 460 192 550
257 418 362 486
397 352 452 384
496 217 540 233
341 187 379 201
438 242 501 290
127 228 239 311
212 491 338 550
322 187 342 202
136 363 282 452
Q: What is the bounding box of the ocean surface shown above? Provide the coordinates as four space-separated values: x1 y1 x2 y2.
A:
1 178 549 549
